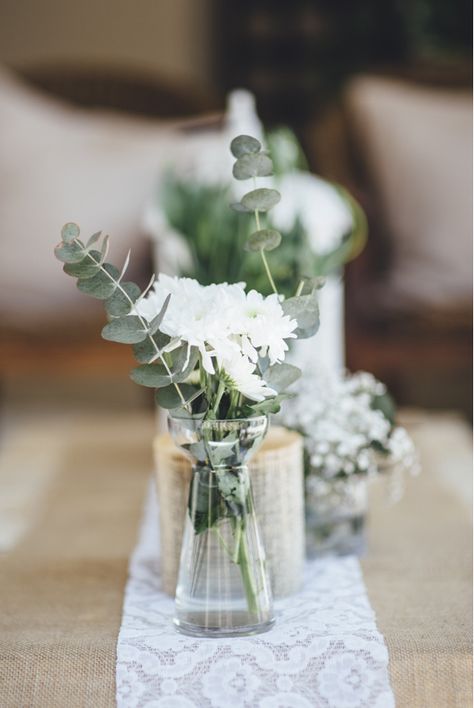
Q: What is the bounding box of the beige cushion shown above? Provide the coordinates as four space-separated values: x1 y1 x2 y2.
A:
346 76 472 308
0 67 180 328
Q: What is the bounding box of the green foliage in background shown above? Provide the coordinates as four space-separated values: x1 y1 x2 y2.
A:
159 133 367 299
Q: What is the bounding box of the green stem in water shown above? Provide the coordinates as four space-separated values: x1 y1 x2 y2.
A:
212 525 233 557
237 520 259 616
232 521 242 563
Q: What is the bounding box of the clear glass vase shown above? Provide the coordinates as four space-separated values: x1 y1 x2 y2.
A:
305 473 368 557
169 414 275 638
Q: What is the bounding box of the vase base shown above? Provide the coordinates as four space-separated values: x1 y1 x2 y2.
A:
173 616 275 638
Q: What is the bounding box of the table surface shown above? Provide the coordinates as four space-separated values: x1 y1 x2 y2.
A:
0 409 472 708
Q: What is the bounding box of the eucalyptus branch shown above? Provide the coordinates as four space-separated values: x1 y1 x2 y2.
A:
252 178 277 295
230 135 282 295
77 242 189 409
254 208 261 231
261 251 278 295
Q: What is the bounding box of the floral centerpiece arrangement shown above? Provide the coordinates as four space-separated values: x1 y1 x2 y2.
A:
278 365 419 555
54 134 321 637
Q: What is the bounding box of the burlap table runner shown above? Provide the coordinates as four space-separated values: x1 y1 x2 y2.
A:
362 411 473 708
0 414 153 708
0 410 472 707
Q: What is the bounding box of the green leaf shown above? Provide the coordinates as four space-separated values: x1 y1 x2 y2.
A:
54 241 86 264
99 234 110 263
245 229 282 252
298 275 326 295
130 363 172 388
230 135 261 158
86 231 102 248
105 282 141 317
156 384 201 409
101 316 147 344
187 468 220 534
61 222 80 244
170 344 199 377
233 153 273 180
63 250 102 279
264 363 301 393
130 347 198 387
217 469 249 511
250 393 293 415
372 391 396 426
132 332 172 363
149 293 171 335
241 188 281 212
282 292 320 339
77 263 119 299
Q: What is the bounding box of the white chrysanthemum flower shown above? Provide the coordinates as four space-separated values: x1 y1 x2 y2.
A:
135 275 297 377
135 275 243 374
221 354 276 403
229 289 297 365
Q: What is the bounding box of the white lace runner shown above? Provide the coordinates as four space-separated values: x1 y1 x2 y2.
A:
116 484 394 708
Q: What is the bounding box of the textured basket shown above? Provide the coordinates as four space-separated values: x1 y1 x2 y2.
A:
154 426 304 599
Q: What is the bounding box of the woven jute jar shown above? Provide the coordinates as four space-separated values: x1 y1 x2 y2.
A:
153 425 304 599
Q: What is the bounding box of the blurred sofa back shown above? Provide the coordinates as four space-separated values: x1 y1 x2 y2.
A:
345 74 472 311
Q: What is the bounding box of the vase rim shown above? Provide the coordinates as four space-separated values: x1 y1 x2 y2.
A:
168 414 268 424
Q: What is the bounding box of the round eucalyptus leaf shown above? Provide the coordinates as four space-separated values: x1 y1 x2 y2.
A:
232 153 273 180
63 250 102 279
54 241 86 264
133 332 171 363
77 263 119 299
281 292 320 339
264 362 301 393
105 281 141 316
155 384 199 410
61 222 80 244
241 188 281 212
130 363 170 387
230 135 261 158
102 315 147 344
245 229 282 252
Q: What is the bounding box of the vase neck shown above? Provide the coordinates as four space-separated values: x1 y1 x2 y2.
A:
193 461 249 477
